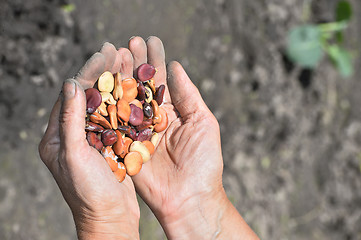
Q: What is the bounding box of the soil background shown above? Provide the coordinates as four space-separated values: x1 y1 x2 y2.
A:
1 0 361 239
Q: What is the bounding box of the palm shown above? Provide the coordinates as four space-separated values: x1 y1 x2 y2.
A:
132 67 223 216
138 115 222 205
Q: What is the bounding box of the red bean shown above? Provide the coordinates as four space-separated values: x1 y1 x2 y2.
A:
86 132 103 151
85 88 102 114
136 63 156 82
155 84 165 106
137 81 146 100
101 129 118 146
137 128 152 142
129 104 144 126
143 102 153 118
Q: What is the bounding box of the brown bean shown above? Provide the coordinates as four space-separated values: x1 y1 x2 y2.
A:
90 112 112 129
154 107 168 132
124 152 143 176
86 132 103 151
116 99 131 122
85 121 104 132
137 128 152 142
101 129 118 146
101 146 118 172
122 78 138 102
155 84 165 106
107 104 118 130
114 162 126 182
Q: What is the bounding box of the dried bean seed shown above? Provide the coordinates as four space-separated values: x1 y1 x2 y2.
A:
114 162 126 182
98 71 114 92
124 152 143 176
155 85 165 106
122 78 138 102
129 141 151 163
129 104 144 126
137 81 146 100
85 121 104 132
107 104 118 130
144 86 153 103
85 88 102 114
113 72 123 100
154 107 168 132
151 132 159 146
101 129 118 146
137 63 156 82
97 102 108 116
116 99 131 122
143 102 153 118
137 128 152 142
90 112 112 129
101 146 118 172
142 140 155 155
86 132 103 151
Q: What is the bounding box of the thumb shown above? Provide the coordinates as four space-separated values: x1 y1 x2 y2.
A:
59 79 87 150
167 61 210 118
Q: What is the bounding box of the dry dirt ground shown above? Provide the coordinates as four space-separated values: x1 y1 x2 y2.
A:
0 0 361 239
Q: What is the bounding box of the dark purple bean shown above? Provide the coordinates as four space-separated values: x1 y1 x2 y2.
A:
137 128 152 142
117 125 131 134
136 119 153 131
129 104 144 126
155 84 165 106
85 88 102 114
137 82 146 100
101 129 118 146
143 102 153 118
136 63 156 82
128 127 138 141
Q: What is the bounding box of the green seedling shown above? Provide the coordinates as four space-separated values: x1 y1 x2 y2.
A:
286 0 353 78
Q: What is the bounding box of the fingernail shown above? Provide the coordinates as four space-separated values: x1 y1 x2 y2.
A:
145 36 152 42
62 79 76 100
100 42 110 51
129 36 137 41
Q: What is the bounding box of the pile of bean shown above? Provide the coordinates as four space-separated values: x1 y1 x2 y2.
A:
85 63 167 183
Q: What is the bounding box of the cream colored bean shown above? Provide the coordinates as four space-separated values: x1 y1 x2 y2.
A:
150 132 159 146
98 71 114 92
129 141 151 163
144 86 153 103
113 72 123 100
101 92 116 105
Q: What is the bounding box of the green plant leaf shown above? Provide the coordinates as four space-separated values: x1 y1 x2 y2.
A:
286 25 323 68
327 45 353 77
61 4 76 13
336 0 353 22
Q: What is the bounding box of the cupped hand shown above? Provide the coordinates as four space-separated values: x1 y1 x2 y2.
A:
38 43 140 240
126 36 227 238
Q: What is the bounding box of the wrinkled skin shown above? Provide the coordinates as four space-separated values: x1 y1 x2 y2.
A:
38 42 140 240
128 37 226 237
39 37 258 239
128 36 258 239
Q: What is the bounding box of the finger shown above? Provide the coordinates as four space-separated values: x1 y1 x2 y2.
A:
111 50 122 74
128 36 147 70
76 52 106 89
146 36 171 104
118 48 134 79
42 96 62 143
59 79 87 150
146 36 166 85
38 96 62 170
99 42 118 72
167 61 210 118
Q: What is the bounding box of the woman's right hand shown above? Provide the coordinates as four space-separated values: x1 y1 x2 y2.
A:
127 36 259 239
